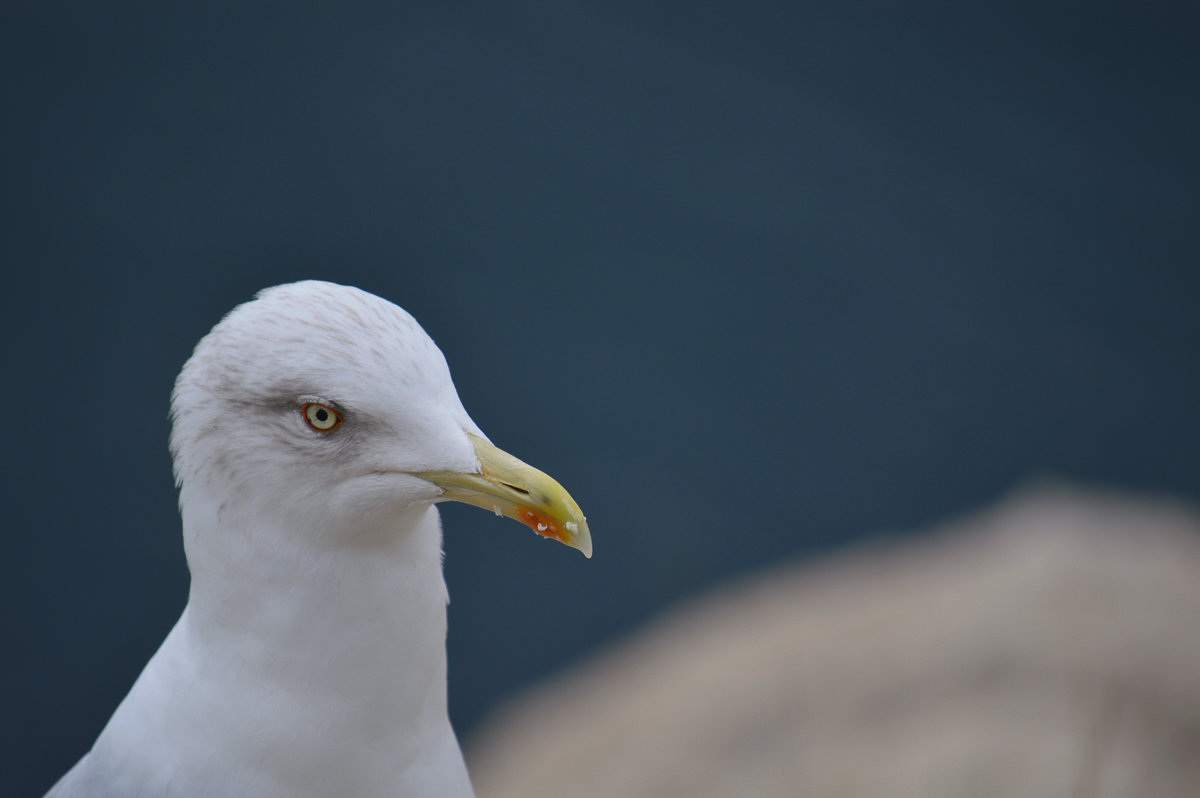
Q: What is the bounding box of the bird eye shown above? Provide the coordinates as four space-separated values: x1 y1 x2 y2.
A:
301 402 343 432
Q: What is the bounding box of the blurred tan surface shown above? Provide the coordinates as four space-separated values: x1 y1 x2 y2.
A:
466 485 1200 798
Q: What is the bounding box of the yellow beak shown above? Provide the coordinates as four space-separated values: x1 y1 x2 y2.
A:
414 433 592 558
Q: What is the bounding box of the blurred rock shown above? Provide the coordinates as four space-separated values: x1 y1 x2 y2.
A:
466 485 1200 798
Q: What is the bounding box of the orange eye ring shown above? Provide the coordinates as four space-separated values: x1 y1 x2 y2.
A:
301 402 343 432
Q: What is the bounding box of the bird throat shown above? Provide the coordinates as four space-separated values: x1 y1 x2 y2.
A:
182 502 454 735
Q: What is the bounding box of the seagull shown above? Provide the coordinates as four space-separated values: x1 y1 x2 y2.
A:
45 280 591 798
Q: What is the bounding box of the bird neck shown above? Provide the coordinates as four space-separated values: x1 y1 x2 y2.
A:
180 498 453 732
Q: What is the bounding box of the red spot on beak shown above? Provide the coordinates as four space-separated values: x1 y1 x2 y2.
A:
516 508 566 543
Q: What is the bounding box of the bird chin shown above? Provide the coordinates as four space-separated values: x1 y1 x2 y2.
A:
321 471 445 529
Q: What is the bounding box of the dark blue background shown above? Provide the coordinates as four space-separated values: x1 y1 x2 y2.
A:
5 3 1198 794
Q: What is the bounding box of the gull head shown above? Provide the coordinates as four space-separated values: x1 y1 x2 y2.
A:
169 280 590 555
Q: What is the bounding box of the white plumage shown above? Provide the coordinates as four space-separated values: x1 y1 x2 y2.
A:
47 281 589 798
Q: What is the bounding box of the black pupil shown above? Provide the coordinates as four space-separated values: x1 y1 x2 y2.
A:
315 408 329 422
